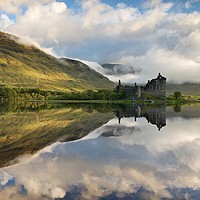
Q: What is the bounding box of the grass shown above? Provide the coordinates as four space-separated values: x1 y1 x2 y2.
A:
0 31 115 92
166 95 200 105
167 83 200 96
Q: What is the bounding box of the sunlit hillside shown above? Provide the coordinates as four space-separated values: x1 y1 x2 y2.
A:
0 32 115 92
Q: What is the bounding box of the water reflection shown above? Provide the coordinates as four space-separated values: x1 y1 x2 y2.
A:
0 102 115 167
0 104 200 199
116 104 166 131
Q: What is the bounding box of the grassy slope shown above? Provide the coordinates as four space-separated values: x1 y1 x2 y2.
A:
167 83 200 96
0 31 115 92
0 105 114 167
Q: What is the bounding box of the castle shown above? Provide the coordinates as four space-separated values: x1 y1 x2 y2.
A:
116 73 166 99
116 104 166 131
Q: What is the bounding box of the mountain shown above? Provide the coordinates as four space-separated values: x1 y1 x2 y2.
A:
101 63 138 75
0 32 115 92
167 83 200 96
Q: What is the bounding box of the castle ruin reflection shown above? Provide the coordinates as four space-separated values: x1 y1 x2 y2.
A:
116 104 166 131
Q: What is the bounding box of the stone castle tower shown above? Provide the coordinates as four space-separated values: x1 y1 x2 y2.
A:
143 73 166 97
116 73 166 99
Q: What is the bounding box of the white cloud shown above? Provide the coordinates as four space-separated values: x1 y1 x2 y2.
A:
143 0 163 9
0 0 199 83
113 46 200 84
175 30 200 63
185 1 192 9
0 0 54 14
7 0 103 55
185 0 200 9
0 14 14 30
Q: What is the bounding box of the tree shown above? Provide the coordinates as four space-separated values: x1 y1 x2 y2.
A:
173 91 182 100
173 104 182 112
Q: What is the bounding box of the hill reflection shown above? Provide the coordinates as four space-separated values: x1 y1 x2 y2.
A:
0 102 114 167
0 102 200 169
0 104 200 200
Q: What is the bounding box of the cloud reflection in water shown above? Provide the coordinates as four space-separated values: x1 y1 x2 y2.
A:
0 115 200 199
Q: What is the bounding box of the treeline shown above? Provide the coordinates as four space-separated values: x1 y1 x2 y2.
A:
56 89 126 101
0 87 126 101
2 87 194 102
0 87 63 101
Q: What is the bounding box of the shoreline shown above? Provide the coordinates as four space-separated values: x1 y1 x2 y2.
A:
1 99 200 105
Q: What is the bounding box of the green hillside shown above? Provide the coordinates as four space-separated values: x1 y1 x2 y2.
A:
0 31 115 92
167 83 200 96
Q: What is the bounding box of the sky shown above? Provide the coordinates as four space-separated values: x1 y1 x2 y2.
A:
0 0 200 83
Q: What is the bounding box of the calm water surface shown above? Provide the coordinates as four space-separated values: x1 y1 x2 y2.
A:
0 103 200 200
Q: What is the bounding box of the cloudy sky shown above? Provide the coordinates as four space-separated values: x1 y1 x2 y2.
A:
0 0 200 83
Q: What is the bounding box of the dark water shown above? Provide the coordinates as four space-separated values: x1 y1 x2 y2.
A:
0 103 200 200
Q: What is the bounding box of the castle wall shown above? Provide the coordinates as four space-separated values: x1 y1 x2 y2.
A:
124 86 141 99
143 76 166 97
116 73 166 99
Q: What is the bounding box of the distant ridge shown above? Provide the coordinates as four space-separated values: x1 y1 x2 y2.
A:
167 83 200 96
101 63 138 75
0 31 115 92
